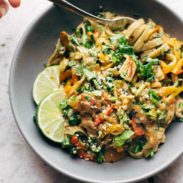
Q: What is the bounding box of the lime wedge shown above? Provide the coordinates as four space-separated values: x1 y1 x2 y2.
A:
33 66 61 105
37 90 66 143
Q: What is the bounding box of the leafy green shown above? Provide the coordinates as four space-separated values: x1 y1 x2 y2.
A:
96 151 105 164
114 130 134 147
88 137 101 153
68 61 77 68
133 56 159 81
149 90 161 105
118 36 129 46
74 27 83 38
60 100 71 117
106 76 114 92
79 83 94 92
141 104 155 111
102 45 112 54
149 150 154 158
112 36 134 63
93 78 103 90
73 64 84 76
110 97 117 102
83 24 95 49
156 109 166 120
112 47 133 63
84 20 95 33
178 102 183 109
70 35 79 45
132 137 146 153
60 100 81 125
68 113 81 126
110 34 124 43
84 41 93 49
146 149 155 159
62 135 77 155
146 58 159 64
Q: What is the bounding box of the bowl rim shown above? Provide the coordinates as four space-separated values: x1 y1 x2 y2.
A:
9 2 183 183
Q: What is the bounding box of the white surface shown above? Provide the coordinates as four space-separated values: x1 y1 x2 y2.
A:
0 0 183 182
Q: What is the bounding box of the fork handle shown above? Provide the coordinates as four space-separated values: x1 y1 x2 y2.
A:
48 0 105 22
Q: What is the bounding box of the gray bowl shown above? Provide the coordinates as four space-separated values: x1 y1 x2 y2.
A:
9 1 183 182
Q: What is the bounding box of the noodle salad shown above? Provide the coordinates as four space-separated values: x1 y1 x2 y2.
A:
33 12 183 163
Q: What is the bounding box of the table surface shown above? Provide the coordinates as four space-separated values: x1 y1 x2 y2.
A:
0 0 183 182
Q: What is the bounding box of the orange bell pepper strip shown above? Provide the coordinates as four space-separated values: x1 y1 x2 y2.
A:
95 116 104 126
64 80 72 93
106 105 114 115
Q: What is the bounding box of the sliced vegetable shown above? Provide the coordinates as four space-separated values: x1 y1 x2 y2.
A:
134 56 159 81
120 56 137 82
114 130 134 147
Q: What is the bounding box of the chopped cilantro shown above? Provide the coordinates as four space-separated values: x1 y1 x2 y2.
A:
68 113 81 126
96 151 105 164
117 109 130 124
148 150 155 158
62 135 77 155
133 56 159 81
149 90 161 105
84 21 95 33
132 137 146 153
68 61 77 68
93 78 103 90
106 76 114 92
84 41 93 49
73 64 84 76
112 36 134 63
70 35 79 45
79 83 94 92
60 100 71 117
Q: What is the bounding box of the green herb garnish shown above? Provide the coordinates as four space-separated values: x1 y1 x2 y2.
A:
149 89 161 105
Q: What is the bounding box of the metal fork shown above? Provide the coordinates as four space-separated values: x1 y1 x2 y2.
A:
48 0 135 27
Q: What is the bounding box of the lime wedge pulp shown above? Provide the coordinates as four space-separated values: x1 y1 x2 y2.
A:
37 90 66 143
33 66 61 105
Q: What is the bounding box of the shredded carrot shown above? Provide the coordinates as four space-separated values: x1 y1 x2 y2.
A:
106 105 114 115
129 60 134 77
